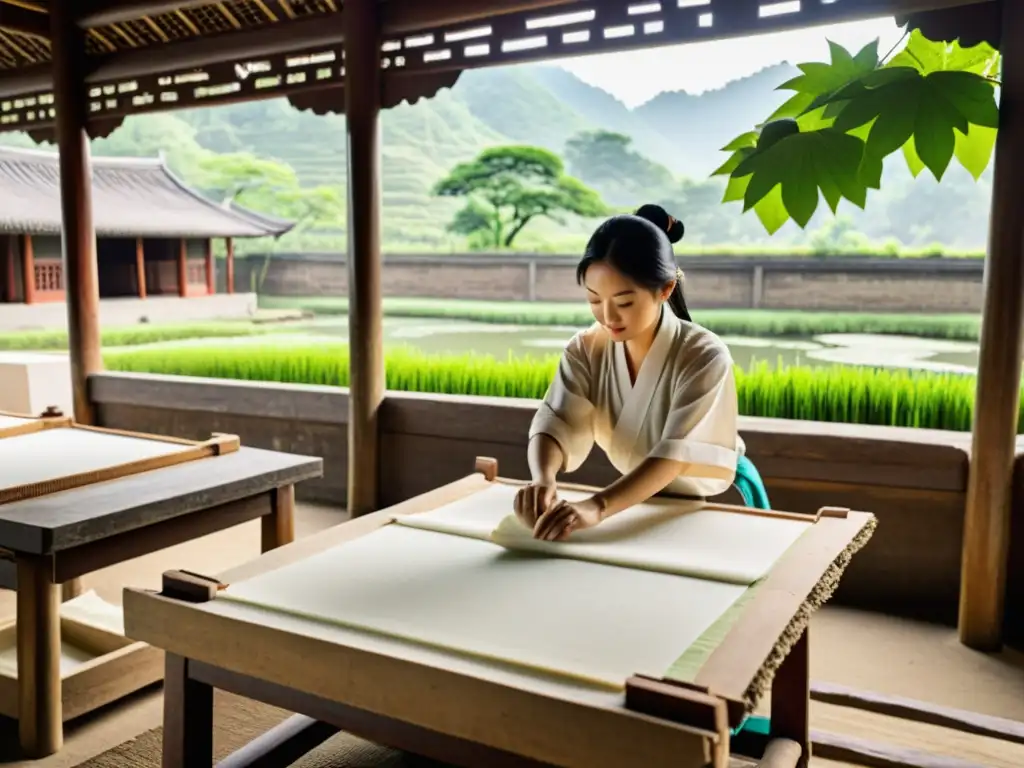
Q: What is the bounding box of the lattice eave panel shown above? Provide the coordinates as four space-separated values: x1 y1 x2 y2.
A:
0 0 993 136
375 0 921 78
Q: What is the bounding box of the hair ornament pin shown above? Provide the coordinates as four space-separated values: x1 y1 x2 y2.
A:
675 267 684 282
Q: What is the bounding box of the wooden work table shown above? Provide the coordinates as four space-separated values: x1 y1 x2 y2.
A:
123 457 875 768
0 423 323 760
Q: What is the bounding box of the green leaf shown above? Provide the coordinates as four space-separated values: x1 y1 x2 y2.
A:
902 136 926 178
722 173 750 203
743 151 784 211
816 166 843 213
766 92 815 123
796 105 832 132
828 40 856 72
853 39 880 70
954 124 997 180
888 29 1000 77
780 152 819 227
778 40 877 99
862 66 919 88
864 96 919 158
820 132 868 207
721 132 759 152
914 96 958 180
753 185 789 235
712 147 754 176
857 149 884 190
928 71 999 128
727 128 866 230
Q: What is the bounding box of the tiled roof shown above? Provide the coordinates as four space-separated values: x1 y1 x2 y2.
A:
0 146 295 239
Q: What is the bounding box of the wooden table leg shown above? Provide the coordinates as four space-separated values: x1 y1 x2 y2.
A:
163 653 213 768
261 485 295 553
61 577 83 602
16 554 62 758
770 626 810 768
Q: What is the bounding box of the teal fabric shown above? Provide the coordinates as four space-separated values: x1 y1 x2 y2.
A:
733 454 771 510
733 714 771 736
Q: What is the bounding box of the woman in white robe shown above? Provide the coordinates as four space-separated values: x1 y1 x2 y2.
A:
516 204 745 541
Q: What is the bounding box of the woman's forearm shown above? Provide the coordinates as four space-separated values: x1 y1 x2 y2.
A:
592 457 686 520
527 434 565 484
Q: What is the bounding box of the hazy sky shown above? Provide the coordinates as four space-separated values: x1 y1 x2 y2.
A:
558 17 906 107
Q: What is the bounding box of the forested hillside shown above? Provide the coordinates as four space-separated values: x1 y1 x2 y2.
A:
0 62 993 254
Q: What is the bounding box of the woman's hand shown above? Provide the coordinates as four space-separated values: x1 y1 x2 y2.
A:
513 482 558 528
533 495 605 542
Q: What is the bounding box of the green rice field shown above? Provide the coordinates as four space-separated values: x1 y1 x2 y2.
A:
103 342 993 433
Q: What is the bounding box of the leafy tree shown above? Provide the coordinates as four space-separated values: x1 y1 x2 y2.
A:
194 152 343 229
564 130 675 205
713 30 1001 234
91 113 208 177
433 145 609 248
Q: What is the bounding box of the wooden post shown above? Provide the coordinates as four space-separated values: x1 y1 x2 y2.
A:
162 654 213 767
770 627 810 768
959 2 1024 652
261 485 296 553
4 235 15 302
51 0 102 426
344 0 385 517
21 234 35 305
225 237 235 294
204 238 214 295
16 555 62 757
177 238 188 298
136 237 147 299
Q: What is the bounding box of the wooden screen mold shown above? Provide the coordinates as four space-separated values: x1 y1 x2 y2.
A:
625 674 739 731
0 430 242 505
161 570 227 604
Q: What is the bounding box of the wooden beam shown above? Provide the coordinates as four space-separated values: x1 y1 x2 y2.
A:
52 0 102 426
225 237 234 295
76 0 572 31
88 13 342 84
203 238 214 295
344 0 384 517
135 237 146 299
811 728 988 768
959 0 1024 652
177 239 187 298
0 3 48 39
810 681 1024 746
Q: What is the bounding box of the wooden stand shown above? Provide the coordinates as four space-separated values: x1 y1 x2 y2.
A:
0 420 318 757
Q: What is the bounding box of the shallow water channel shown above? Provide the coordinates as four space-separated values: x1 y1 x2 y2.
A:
293 317 981 374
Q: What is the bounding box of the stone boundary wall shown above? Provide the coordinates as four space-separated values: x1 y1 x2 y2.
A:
231 252 986 313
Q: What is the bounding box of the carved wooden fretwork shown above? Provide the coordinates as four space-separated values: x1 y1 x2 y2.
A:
287 69 463 115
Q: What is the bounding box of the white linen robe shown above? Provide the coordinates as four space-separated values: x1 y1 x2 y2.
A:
529 305 744 498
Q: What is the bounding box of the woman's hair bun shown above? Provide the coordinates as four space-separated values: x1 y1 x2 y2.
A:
634 203 685 244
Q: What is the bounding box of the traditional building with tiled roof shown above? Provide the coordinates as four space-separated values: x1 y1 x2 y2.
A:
0 145 294 306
